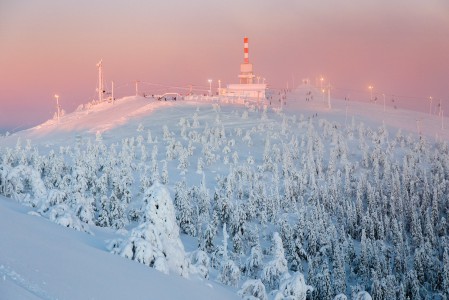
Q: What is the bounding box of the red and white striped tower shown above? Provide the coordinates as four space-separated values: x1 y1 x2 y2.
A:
239 37 255 84
244 37 249 64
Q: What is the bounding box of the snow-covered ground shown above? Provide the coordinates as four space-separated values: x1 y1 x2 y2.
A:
1 84 448 299
0 195 238 300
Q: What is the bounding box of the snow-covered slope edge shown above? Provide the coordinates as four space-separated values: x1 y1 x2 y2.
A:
0 195 238 300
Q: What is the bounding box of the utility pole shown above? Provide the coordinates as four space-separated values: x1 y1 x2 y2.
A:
135 80 140 96
97 60 103 102
327 83 331 109
111 81 114 104
54 94 60 121
382 94 386 112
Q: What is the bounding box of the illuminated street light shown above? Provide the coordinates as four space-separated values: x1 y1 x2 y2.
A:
320 77 324 89
368 85 374 101
429 96 433 115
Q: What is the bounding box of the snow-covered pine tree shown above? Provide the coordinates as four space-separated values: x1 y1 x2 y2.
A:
161 160 168 184
174 179 197 236
218 223 240 287
239 279 268 300
443 246 449 296
112 182 188 277
261 232 288 290
244 243 263 278
97 195 111 227
333 243 347 296
275 272 313 300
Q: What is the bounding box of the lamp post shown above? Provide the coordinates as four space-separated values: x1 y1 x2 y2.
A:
368 85 373 101
429 96 433 115
54 94 60 121
382 94 386 112
218 80 221 95
208 79 212 96
320 77 324 89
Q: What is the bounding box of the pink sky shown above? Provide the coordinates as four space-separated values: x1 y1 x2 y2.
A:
1 0 448 131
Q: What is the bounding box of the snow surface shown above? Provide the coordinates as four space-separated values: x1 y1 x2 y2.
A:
2 85 447 148
0 195 238 300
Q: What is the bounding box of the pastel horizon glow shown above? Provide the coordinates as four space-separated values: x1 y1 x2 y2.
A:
1 0 448 131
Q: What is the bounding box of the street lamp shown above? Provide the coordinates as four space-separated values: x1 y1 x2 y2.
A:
382 94 386 112
320 77 324 89
429 96 433 115
218 80 221 95
208 79 212 96
368 85 373 101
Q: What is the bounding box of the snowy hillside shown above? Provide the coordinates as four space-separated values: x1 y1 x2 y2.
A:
0 195 238 300
1 89 449 299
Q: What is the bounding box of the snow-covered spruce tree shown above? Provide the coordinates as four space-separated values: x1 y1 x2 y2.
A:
274 272 313 300
49 203 91 233
310 258 333 300
146 129 153 144
332 243 347 296
261 232 288 291
197 173 210 224
239 279 268 300
196 156 204 174
188 249 210 279
244 243 263 278
355 291 372 300
174 179 197 236
199 221 217 253
334 294 348 300
112 182 188 277
109 192 127 229
218 223 240 287
177 147 189 174
443 246 449 296
97 195 111 227
161 160 169 185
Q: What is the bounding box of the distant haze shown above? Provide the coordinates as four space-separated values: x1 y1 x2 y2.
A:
1 0 448 130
